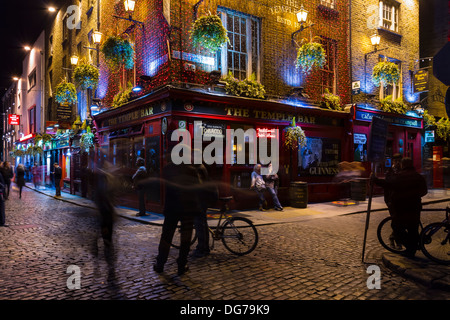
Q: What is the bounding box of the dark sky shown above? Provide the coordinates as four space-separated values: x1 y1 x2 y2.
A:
0 0 67 98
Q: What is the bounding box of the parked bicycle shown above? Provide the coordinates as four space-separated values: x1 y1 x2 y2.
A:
172 196 259 256
377 205 450 265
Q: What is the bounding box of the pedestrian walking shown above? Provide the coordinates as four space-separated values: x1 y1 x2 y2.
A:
15 164 25 199
264 163 283 211
132 157 148 216
372 157 428 258
2 162 13 200
0 169 6 227
53 163 62 197
32 163 40 189
250 164 267 211
153 159 202 276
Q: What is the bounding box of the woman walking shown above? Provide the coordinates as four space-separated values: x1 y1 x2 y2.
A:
16 164 25 199
3 162 14 199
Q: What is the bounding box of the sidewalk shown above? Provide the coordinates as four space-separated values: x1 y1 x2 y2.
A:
25 183 450 291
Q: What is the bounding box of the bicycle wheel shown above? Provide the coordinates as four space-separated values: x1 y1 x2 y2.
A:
420 222 450 265
171 226 197 249
221 217 258 255
377 216 407 254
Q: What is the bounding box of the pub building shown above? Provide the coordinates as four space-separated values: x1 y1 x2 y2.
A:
93 84 354 212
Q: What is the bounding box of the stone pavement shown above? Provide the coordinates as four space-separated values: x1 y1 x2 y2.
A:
25 183 450 291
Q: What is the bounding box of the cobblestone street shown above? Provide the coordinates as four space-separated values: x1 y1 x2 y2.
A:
1 186 449 304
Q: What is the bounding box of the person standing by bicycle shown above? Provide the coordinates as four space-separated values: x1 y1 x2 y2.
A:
372 157 428 258
153 157 203 276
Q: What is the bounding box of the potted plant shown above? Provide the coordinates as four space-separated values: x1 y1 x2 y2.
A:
223 72 266 99
112 82 133 108
295 39 326 73
372 61 400 87
55 79 77 105
380 95 408 114
100 35 134 70
320 88 342 111
73 62 99 90
190 14 229 53
284 117 307 150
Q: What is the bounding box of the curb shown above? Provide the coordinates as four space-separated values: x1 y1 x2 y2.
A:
382 253 450 292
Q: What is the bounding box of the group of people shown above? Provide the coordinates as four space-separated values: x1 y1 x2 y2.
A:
372 155 428 258
0 161 23 227
251 163 283 212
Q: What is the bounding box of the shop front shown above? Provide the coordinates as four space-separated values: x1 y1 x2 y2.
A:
351 105 423 190
93 85 353 212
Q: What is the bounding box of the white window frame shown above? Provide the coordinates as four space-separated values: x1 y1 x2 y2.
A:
216 8 261 81
379 1 399 33
319 0 336 10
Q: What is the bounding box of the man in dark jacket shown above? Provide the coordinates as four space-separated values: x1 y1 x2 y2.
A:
153 160 202 276
373 157 428 257
53 163 62 197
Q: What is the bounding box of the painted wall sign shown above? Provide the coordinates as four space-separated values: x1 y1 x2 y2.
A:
100 102 168 127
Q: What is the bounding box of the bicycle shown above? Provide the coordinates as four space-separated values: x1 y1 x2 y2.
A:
419 206 450 265
377 206 450 265
171 196 259 256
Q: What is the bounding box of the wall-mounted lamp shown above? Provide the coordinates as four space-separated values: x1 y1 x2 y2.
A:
291 5 314 46
92 31 103 45
124 0 136 14
70 55 79 66
370 33 381 49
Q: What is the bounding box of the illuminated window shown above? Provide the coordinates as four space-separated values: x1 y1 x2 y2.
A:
319 37 337 95
319 0 336 10
216 8 260 81
379 1 399 33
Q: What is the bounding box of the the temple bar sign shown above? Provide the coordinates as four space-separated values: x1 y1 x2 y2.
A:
413 69 429 93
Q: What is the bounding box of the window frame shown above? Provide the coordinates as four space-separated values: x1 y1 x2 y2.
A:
216 8 261 81
318 37 337 95
379 0 399 33
319 0 336 10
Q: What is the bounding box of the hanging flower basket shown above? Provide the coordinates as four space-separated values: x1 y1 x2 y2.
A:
55 79 77 105
190 14 229 53
295 41 326 73
284 118 307 150
372 61 400 87
73 62 99 90
100 35 134 70
80 127 95 151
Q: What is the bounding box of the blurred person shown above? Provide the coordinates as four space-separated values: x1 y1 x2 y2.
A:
15 164 25 199
32 163 40 189
264 163 283 211
132 157 148 217
53 163 62 197
372 158 428 258
3 162 14 199
0 168 6 226
153 156 202 276
250 164 267 211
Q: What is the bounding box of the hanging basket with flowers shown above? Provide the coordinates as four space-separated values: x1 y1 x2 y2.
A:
295 39 326 73
372 61 400 87
284 117 307 150
73 62 99 90
100 35 134 70
190 14 229 53
55 79 77 105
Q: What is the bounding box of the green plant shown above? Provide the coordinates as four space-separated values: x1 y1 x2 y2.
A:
372 61 400 87
295 41 326 73
223 72 266 99
73 62 99 90
379 95 408 114
80 127 95 151
423 110 436 129
190 14 229 53
55 79 77 105
100 35 134 70
436 117 450 141
320 88 342 111
284 117 307 150
112 82 133 108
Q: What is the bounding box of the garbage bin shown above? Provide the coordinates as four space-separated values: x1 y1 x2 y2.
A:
289 181 308 208
350 178 368 201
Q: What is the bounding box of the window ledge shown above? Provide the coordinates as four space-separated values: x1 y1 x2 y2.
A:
317 4 339 18
377 27 402 44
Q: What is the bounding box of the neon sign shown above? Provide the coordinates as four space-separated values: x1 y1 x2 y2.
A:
257 127 277 138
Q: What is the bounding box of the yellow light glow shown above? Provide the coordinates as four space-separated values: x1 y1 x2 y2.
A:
24 46 31 51
48 7 56 12
370 33 381 46
124 0 136 13
92 31 103 44
296 5 308 24
70 55 79 65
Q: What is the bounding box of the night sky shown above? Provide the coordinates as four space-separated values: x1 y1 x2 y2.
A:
0 0 67 99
